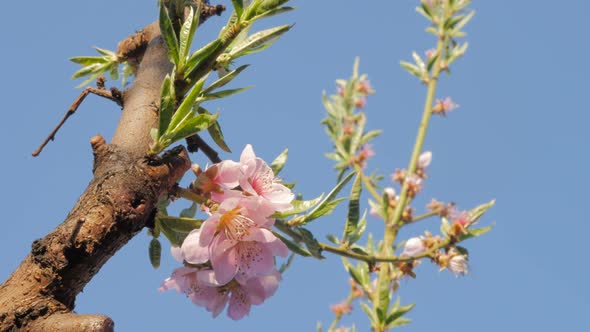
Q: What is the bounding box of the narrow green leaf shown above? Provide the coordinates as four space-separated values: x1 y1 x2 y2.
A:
386 317 411 329
158 74 176 137
400 61 422 78
108 65 119 81
159 216 203 233
168 113 218 143
168 73 209 132
231 0 244 18
272 231 312 257
272 194 324 218
158 216 189 247
201 86 253 101
202 65 249 94
69 56 108 66
468 199 495 222
159 1 180 65
185 39 223 75
348 211 367 245
386 303 415 325
251 6 295 21
441 217 451 236
343 174 362 243
360 302 378 326
326 234 340 245
270 148 288 175
71 63 107 79
229 25 291 59
298 227 324 259
197 107 232 152
93 46 117 58
149 238 162 269
460 224 494 241
361 129 382 144
303 197 346 224
179 6 200 69
303 171 355 223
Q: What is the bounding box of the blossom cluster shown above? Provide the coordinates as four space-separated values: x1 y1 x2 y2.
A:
160 145 294 320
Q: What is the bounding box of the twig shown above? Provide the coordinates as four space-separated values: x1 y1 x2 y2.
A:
32 84 123 157
186 134 222 163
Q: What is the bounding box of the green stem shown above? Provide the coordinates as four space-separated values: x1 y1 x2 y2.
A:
355 166 381 201
407 210 438 224
318 242 444 264
175 187 210 205
372 4 452 330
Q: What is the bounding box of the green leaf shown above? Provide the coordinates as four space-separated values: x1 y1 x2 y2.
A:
71 63 107 79
361 129 382 144
460 224 494 242
69 56 108 66
348 211 367 245
326 234 340 245
303 197 346 224
251 6 295 21
180 203 198 218
149 238 162 269
272 194 324 218
159 215 203 233
303 171 355 223
400 61 422 78
93 46 117 58
158 219 187 247
387 317 411 329
168 74 209 132
440 217 451 236
178 6 200 70
159 1 180 65
202 65 249 94
360 302 378 326
185 39 223 75
343 174 362 244
201 86 252 101
168 113 218 143
158 74 176 138
231 0 244 19
298 227 324 259
468 199 495 223
228 25 291 59
386 303 415 326
197 107 232 152
270 148 288 175
273 231 312 257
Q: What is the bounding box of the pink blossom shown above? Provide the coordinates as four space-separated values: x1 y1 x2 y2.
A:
448 254 469 277
432 97 459 115
401 237 426 257
226 270 281 320
418 151 432 169
238 145 294 212
406 174 423 191
159 268 281 320
159 267 228 317
192 160 241 197
186 197 288 285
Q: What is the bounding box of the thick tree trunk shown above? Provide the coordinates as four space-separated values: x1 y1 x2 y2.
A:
0 23 187 332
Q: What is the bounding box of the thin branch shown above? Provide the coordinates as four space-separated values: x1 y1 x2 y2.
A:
186 134 222 163
32 84 123 157
318 240 451 264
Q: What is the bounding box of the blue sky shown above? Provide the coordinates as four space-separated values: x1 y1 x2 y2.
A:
1 1 588 331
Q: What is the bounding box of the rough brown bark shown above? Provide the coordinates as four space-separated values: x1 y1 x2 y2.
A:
0 24 184 332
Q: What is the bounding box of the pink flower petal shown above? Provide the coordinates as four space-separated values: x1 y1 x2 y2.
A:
181 229 210 264
210 241 239 285
240 144 256 164
227 287 251 320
